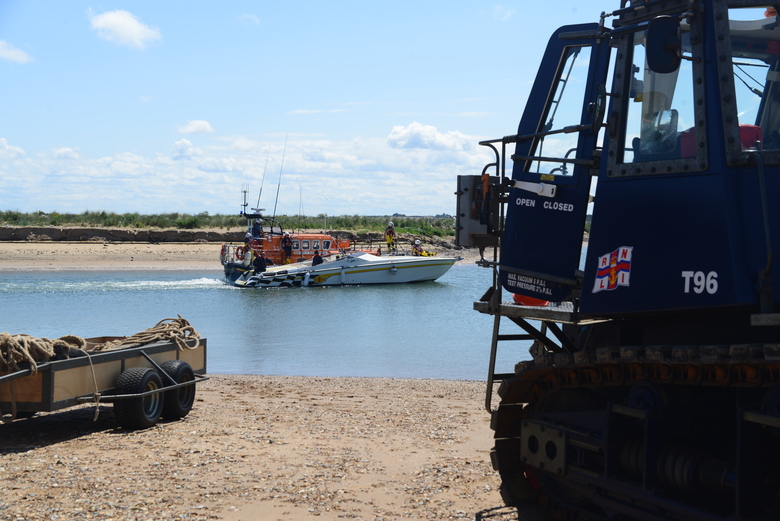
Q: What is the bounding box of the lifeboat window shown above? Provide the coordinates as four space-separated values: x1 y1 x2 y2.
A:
312 240 320 250
322 240 331 250
301 240 310 250
292 240 300 250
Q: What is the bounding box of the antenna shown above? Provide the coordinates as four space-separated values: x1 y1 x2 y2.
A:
241 184 249 215
298 184 304 231
271 134 288 222
255 145 271 210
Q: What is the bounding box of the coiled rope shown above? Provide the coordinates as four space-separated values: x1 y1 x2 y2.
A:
0 333 86 375
90 316 200 352
0 317 200 423
0 316 199 372
0 333 89 424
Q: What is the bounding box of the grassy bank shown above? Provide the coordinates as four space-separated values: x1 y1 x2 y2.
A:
0 211 456 238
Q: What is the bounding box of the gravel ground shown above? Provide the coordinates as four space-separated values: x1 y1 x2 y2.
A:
0 375 520 521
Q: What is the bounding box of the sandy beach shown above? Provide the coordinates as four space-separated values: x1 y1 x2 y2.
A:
0 242 225 271
0 240 483 271
0 238 512 520
0 376 516 521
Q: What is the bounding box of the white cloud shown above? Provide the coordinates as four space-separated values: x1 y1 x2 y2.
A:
0 41 34 64
492 5 515 21
51 147 80 160
88 9 162 50
238 14 261 26
386 122 472 151
0 132 494 216
198 157 238 173
231 137 257 151
172 139 203 160
0 138 26 159
94 152 149 178
177 120 214 134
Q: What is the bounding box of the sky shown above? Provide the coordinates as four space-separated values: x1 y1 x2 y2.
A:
0 1 602 217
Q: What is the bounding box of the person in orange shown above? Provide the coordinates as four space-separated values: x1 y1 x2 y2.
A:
384 222 397 253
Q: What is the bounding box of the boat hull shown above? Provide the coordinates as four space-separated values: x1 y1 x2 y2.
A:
230 253 457 288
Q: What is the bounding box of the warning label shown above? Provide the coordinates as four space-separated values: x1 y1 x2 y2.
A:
505 272 553 296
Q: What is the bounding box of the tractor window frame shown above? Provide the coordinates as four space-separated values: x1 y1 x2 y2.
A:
717 2 780 166
516 43 597 186
606 12 708 177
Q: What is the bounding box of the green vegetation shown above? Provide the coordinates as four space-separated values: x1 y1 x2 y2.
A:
283 214 455 237
0 210 244 230
0 211 457 237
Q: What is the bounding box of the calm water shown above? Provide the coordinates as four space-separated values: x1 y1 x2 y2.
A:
0 264 531 380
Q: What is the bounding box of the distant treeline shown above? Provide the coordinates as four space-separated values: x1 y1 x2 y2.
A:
0 211 456 237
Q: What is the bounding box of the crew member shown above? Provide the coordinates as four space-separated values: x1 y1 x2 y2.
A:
312 250 323 266
252 252 267 275
281 232 293 264
412 239 423 256
251 220 262 238
384 221 397 253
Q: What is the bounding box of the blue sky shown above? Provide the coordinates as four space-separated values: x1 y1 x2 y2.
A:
0 1 600 217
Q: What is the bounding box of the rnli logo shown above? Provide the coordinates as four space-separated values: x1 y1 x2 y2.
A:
593 246 633 293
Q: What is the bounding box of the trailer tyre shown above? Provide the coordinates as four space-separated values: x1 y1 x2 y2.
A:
160 360 196 419
114 367 163 429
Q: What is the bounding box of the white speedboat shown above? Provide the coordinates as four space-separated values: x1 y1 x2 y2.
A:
231 251 457 288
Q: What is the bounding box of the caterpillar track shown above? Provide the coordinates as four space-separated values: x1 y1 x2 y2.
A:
491 337 780 520
470 298 780 520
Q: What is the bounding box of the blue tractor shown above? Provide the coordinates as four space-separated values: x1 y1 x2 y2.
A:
457 1 780 519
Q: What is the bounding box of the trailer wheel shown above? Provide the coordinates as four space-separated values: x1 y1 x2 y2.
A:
159 360 196 419
114 367 163 429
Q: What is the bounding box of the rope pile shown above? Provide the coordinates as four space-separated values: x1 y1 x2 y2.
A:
0 316 200 374
0 333 87 375
91 316 200 352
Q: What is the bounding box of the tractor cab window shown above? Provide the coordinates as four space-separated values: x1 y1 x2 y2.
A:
622 26 697 163
728 7 780 154
525 44 593 177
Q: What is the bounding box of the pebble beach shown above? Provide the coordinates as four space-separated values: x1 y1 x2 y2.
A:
0 375 518 521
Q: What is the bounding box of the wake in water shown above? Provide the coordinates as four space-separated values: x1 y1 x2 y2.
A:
0 277 227 295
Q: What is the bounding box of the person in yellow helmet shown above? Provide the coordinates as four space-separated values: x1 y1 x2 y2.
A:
281 232 293 264
384 222 397 254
